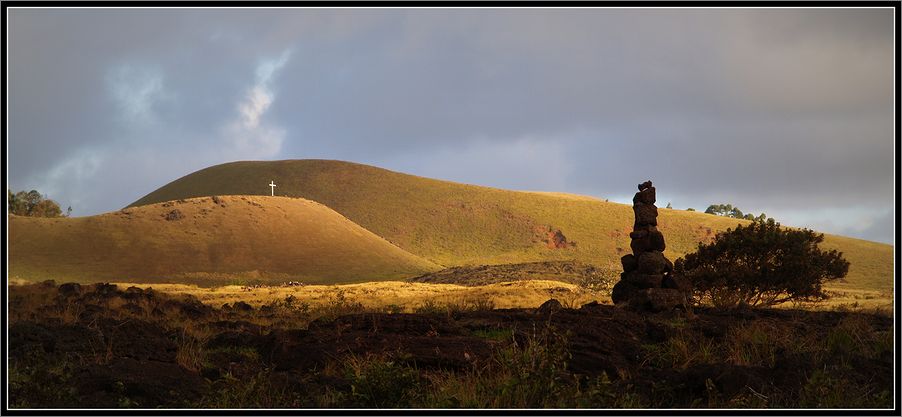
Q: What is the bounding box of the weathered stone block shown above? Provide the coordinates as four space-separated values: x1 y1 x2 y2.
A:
622 272 663 289
536 298 563 315
647 230 666 251
611 280 639 305
630 237 648 254
629 288 688 312
637 251 668 274
632 186 656 205
633 203 658 226
621 254 638 273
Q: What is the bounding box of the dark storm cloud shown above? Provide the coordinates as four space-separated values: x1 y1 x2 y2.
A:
7 8 895 243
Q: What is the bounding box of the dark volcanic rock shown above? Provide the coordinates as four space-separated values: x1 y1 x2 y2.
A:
231 301 254 312
93 283 118 295
6 282 894 409
611 281 639 304
647 230 666 251
637 251 668 274
633 203 658 226
57 282 82 298
633 186 656 205
630 237 649 254
622 273 663 289
536 298 563 315
629 229 648 239
165 209 184 221
620 254 638 273
612 180 691 311
74 358 207 408
629 288 687 312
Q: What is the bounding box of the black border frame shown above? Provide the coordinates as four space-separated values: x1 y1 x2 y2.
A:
1 2 899 416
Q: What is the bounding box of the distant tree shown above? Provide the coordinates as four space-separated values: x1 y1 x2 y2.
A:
66 206 73 217
8 190 17 214
686 208 695 212
666 202 672 209
32 199 63 217
705 203 773 223
674 219 849 308
22 190 42 211
8 189 64 217
705 204 736 217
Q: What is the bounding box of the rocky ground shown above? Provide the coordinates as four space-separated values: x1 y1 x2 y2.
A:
409 260 614 289
8 281 894 409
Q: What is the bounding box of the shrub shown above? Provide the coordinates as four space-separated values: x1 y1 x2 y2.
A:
423 324 573 408
674 219 849 307
343 353 421 408
642 331 718 369
201 370 303 408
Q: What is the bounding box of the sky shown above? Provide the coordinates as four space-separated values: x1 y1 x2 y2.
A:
7 8 896 244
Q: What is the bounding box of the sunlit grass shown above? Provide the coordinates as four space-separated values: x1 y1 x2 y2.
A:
127 159 892 295
108 279 604 312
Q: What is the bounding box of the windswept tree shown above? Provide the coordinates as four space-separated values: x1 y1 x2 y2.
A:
674 219 849 308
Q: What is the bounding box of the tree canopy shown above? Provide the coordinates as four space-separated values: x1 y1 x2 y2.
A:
704 203 773 223
8 189 64 217
674 219 849 308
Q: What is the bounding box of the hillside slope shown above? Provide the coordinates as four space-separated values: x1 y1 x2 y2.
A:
130 160 894 291
10 196 439 285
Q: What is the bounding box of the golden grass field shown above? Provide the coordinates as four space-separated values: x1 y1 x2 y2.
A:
105 279 601 311
9 195 438 285
128 159 893 292
8 159 894 312
42 279 885 315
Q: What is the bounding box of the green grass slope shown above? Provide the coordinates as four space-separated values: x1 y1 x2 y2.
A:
11 195 439 285
130 160 894 291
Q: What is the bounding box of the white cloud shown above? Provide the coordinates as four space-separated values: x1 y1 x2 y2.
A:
223 49 292 159
255 49 292 85
223 123 286 160
106 64 167 125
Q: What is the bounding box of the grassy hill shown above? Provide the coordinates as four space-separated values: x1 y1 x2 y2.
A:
10 196 439 285
130 160 894 292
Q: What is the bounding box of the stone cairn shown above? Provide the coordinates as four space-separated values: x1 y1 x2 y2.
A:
611 181 692 311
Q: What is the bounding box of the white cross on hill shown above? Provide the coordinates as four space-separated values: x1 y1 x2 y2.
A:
269 180 277 196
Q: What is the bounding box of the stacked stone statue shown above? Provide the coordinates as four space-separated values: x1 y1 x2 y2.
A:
611 180 692 311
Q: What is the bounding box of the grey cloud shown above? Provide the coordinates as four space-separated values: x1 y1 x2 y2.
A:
7 8 895 244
